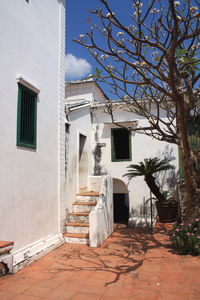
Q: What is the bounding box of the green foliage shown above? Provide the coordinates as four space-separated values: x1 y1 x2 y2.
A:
123 157 174 181
176 47 200 74
170 219 200 255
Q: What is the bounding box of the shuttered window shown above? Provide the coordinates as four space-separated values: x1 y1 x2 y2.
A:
111 128 132 161
17 84 37 149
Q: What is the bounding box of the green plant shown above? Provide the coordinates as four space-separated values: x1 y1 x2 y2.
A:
170 219 200 255
123 157 174 202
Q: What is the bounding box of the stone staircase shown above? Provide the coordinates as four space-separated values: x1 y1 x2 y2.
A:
64 191 99 245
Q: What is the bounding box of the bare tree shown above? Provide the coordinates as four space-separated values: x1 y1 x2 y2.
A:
75 0 200 221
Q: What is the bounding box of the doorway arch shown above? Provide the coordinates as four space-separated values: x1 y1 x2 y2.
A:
113 178 129 224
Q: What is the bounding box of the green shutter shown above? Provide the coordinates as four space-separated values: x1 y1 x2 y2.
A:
17 84 37 149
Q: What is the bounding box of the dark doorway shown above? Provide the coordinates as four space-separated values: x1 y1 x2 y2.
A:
113 193 129 224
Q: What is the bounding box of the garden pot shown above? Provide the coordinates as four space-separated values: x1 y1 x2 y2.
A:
155 201 178 223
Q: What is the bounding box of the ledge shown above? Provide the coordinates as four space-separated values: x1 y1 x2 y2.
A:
17 76 40 94
0 241 14 255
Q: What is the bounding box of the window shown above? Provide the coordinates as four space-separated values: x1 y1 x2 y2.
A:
17 84 37 149
111 128 132 161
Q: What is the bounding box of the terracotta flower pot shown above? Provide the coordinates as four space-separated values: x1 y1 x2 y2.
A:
155 201 178 223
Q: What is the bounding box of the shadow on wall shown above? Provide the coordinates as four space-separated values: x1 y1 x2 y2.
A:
93 124 107 175
155 145 179 200
129 200 157 227
129 145 178 227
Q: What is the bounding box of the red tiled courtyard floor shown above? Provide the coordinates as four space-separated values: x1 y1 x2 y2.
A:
0 223 200 299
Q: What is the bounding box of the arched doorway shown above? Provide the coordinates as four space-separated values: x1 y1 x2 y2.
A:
113 178 129 224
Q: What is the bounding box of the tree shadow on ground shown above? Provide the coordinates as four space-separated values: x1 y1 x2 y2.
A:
46 223 173 286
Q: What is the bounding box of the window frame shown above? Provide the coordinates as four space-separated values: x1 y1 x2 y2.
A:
111 128 132 162
17 83 37 149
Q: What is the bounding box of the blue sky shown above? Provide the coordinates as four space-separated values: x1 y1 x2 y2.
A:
65 1 200 98
66 0 99 81
66 0 132 81
65 0 137 98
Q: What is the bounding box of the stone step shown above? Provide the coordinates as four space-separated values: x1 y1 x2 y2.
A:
64 233 89 245
79 186 88 193
76 191 99 197
76 194 99 203
72 202 96 213
76 191 99 203
66 222 89 234
68 212 89 223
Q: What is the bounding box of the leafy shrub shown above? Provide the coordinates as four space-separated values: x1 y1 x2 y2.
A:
170 219 200 255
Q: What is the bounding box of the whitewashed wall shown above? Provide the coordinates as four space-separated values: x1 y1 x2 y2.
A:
91 105 179 225
65 81 107 205
65 106 92 208
65 81 108 103
0 0 65 266
65 82 178 226
89 176 113 247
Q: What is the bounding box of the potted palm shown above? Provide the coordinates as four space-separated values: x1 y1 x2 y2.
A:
124 157 178 223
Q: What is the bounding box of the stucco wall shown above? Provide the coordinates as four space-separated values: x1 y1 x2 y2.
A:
89 176 113 247
65 82 178 225
91 105 179 224
65 81 108 103
66 106 92 207
0 0 65 252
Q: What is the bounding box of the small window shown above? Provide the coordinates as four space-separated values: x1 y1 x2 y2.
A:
111 128 132 161
17 84 37 149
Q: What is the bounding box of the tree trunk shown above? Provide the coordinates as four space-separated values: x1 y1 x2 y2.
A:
145 175 165 202
176 99 196 222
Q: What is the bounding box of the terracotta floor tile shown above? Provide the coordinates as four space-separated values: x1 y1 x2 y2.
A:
10 295 40 300
183 284 200 295
30 272 54 280
160 271 184 281
22 286 52 297
101 296 130 300
71 292 101 300
43 288 76 300
138 270 160 281
36 278 62 289
156 281 184 293
0 291 15 300
79 284 108 296
0 283 30 294
104 285 134 298
187 295 200 300
0 224 199 300
159 292 188 300
133 279 160 292
129 289 159 300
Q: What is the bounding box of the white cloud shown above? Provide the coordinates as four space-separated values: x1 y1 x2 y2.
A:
65 53 92 80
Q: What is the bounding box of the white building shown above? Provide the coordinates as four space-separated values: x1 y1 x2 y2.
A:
0 0 66 272
0 0 179 272
65 80 179 246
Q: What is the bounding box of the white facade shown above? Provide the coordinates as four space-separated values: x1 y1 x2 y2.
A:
0 0 66 271
65 81 179 228
65 81 108 209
